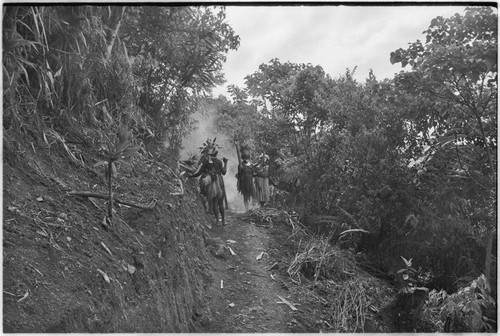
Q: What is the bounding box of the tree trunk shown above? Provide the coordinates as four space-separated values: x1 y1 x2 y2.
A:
104 6 126 61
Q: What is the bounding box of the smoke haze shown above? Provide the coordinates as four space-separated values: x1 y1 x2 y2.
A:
180 106 256 213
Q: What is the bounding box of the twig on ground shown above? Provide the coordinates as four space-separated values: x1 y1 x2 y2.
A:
276 295 298 311
16 211 72 229
339 228 370 236
28 264 43 277
17 291 29 303
246 272 266 277
101 242 112 255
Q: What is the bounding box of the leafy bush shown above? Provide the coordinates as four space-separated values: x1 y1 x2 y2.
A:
421 274 496 332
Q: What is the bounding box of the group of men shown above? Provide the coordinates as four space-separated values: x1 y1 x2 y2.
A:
236 150 270 211
187 139 271 226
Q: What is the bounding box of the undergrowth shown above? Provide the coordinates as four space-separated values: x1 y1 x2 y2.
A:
244 207 395 332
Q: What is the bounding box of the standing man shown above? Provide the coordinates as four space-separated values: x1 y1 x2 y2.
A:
190 139 228 226
254 153 270 207
235 143 255 212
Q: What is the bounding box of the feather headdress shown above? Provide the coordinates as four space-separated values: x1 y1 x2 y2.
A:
199 137 221 156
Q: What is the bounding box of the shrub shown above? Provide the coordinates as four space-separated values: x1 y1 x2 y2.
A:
421 274 496 332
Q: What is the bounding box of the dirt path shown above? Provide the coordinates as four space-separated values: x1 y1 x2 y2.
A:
201 211 299 333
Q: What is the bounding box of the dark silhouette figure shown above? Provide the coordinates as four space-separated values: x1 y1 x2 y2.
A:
235 143 255 211
190 148 228 226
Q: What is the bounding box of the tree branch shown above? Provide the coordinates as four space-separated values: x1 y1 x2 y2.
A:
68 191 156 210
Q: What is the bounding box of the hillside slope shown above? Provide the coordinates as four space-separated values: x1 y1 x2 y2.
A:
3 130 215 332
3 129 398 333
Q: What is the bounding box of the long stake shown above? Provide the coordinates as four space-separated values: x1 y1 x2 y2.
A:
221 175 228 209
107 161 113 218
235 142 242 165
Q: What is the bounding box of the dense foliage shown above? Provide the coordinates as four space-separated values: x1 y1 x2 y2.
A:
3 5 239 155
212 7 497 302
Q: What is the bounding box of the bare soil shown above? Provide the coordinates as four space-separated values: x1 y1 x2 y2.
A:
3 131 214 333
202 211 303 333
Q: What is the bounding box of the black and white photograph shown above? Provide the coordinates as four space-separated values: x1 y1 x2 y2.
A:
2 2 497 333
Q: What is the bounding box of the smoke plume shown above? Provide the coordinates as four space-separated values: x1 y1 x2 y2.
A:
180 105 251 213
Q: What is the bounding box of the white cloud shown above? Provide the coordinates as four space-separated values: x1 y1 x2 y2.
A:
213 5 469 96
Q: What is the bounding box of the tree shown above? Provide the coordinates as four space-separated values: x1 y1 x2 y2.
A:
245 60 336 159
227 84 248 105
245 58 305 119
118 6 240 152
390 6 497 177
390 6 497 287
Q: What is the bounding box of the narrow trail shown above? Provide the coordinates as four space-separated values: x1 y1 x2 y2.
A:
201 211 299 333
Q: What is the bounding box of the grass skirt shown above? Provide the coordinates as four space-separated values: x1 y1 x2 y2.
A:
254 177 270 202
200 174 225 200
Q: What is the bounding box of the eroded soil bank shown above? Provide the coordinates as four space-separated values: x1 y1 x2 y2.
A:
3 137 215 332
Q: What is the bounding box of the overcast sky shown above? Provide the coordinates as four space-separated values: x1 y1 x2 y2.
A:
212 4 469 97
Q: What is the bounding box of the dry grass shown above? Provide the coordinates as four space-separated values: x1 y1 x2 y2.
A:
328 277 369 332
285 235 392 332
287 237 357 284
241 207 281 225
242 208 313 246
243 207 397 332
287 262 392 332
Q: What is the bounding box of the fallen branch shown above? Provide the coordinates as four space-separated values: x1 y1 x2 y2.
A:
16 211 72 228
339 228 370 236
101 242 112 255
17 291 29 303
68 191 156 210
276 295 298 311
97 269 110 283
228 247 237 256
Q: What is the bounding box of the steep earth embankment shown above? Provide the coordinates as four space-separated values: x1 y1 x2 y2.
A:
3 132 215 332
